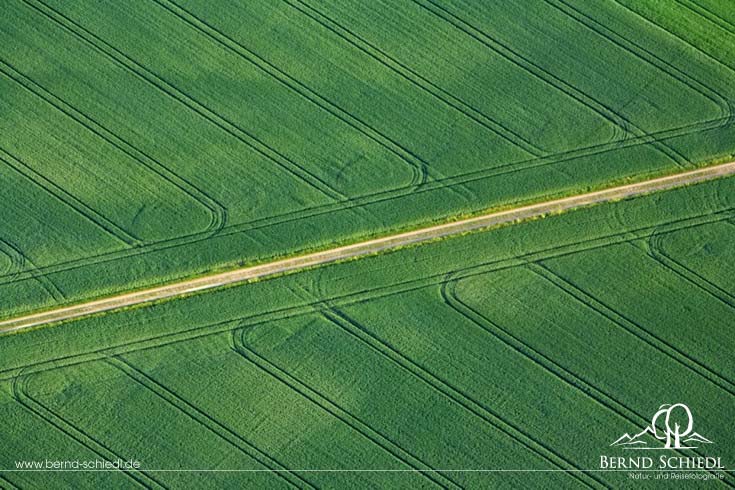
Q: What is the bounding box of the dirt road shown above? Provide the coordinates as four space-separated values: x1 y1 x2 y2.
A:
2 161 735 334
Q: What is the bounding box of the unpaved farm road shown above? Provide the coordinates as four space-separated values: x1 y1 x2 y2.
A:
2 161 735 334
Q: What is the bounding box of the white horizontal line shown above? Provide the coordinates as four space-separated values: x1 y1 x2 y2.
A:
1 468 731 473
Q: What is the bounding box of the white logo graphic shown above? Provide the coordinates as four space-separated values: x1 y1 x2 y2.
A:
611 403 713 450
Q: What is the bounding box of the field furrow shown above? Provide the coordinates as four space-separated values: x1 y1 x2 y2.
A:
0 57 227 238
442 266 733 482
548 0 731 123
0 383 133 488
122 335 452 488
15 362 299 489
0 146 140 248
22 0 418 199
0 0 733 318
14 0 347 202
613 0 735 73
644 235 735 309
653 220 735 298
228 317 590 488
0 67 216 244
677 0 735 36
0 474 19 489
442 275 730 483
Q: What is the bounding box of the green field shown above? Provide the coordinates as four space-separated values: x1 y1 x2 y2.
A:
2 1 735 488
1 175 733 488
2 0 735 318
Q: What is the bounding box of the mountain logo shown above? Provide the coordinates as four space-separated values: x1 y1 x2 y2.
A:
611 403 713 450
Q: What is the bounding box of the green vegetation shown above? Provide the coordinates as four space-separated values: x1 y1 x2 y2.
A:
1 176 733 488
2 0 735 317
2 1 735 487
651 220 735 295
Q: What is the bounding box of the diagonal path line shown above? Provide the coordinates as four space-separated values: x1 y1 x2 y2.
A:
2 161 735 334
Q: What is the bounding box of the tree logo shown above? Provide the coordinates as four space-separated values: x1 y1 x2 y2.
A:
611 403 713 450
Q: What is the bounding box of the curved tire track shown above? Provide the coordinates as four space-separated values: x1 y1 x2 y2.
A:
442 276 734 488
644 232 735 309
320 307 601 488
282 0 545 157
158 0 429 187
2 203 734 380
231 328 458 490
20 0 343 203
412 0 695 168
0 56 226 238
0 146 140 247
11 373 161 489
2 0 730 294
547 0 732 126
0 238 65 304
612 0 735 89
0 117 725 291
6 161 735 333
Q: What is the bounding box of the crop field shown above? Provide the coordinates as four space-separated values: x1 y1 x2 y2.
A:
0 175 733 488
1 0 735 319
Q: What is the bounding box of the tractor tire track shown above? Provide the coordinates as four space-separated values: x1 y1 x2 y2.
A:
529 262 735 396
0 474 20 490
429 207 735 289
0 251 12 278
612 0 735 84
0 238 65 304
2 206 733 381
0 147 140 247
643 233 735 309
282 0 545 157
12 0 732 247
11 373 160 489
231 328 458 490
0 5 732 288
0 116 725 290
319 307 601 489
5 160 733 332
413 0 694 168
158 0 429 187
0 0 727 294
106 356 315 490
20 0 343 202
0 239 24 282
0 57 225 238
677 0 735 37
0 115 728 301
548 0 732 125
411 0 625 144
1 206 732 382
442 277 734 488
